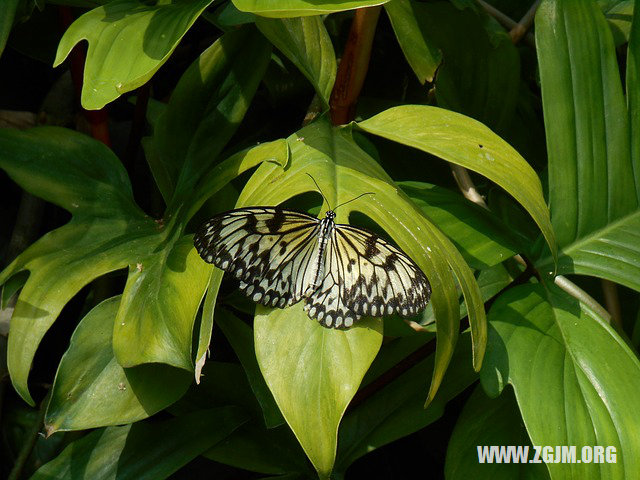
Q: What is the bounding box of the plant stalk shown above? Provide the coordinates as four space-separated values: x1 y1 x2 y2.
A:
329 6 381 125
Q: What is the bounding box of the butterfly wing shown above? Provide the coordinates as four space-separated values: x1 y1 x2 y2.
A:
303 230 360 328
194 207 322 308
304 224 431 329
333 224 431 319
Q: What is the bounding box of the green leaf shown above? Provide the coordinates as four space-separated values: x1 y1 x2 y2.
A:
336 331 478 471
46 296 192 434
536 0 638 248
143 27 272 203
216 310 284 428
0 127 156 405
481 284 640 479
383 0 442 84
602 0 634 47
418 1 519 133
256 16 336 107
232 0 390 18
627 0 640 196
0 0 20 58
254 303 382 477
540 211 640 292
357 105 556 265
534 0 640 291
445 386 550 480
53 0 215 110
32 408 248 480
400 181 517 269
113 236 210 370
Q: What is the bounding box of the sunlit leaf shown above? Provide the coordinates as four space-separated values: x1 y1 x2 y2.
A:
54 0 215 109
0 127 156 405
357 106 556 265
536 0 637 248
232 0 390 18
254 303 382 477
143 27 272 203
336 331 478 471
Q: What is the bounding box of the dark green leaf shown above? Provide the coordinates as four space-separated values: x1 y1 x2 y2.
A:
384 0 442 84
46 296 192 433
445 386 550 480
32 408 248 479
481 284 640 478
256 16 336 106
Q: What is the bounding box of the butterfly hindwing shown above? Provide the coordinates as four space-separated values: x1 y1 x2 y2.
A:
194 207 322 308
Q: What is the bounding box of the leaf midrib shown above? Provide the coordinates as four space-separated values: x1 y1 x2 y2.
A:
538 208 640 268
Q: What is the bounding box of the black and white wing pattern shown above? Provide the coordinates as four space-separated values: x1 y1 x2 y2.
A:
194 206 431 329
194 207 322 309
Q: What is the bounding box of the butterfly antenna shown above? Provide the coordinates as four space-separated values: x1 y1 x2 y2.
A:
307 173 333 210
333 192 375 211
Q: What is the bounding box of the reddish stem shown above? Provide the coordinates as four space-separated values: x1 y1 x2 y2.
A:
329 6 381 125
58 6 111 147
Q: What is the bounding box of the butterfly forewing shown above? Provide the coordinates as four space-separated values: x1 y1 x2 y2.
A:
194 207 322 308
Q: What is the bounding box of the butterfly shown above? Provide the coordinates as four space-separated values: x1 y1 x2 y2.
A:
194 196 431 329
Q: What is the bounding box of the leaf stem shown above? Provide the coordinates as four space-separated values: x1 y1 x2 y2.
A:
554 275 612 322
475 0 536 47
329 6 381 125
601 279 622 329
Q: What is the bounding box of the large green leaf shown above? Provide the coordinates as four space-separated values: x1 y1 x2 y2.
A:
46 296 191 434
540 211 640 291
143 27 272 203
535 0 640 291
0 127 156 405
256 16 336 107
383 0 442 84
445 386 549 480
254 303 382 478
628 0 640 189
53 0 215 110
536 0 637 248
481 284 640 479
31 408 248 479
232 0 390 18
0 126 284 403
357 105 556 265
113 236 210 370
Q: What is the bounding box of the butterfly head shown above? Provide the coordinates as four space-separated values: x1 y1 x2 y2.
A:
324 210 336 221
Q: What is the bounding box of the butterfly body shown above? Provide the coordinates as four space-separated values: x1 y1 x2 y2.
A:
194 207 430 329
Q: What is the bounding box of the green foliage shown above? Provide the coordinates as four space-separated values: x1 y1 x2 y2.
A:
0 0 639 478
